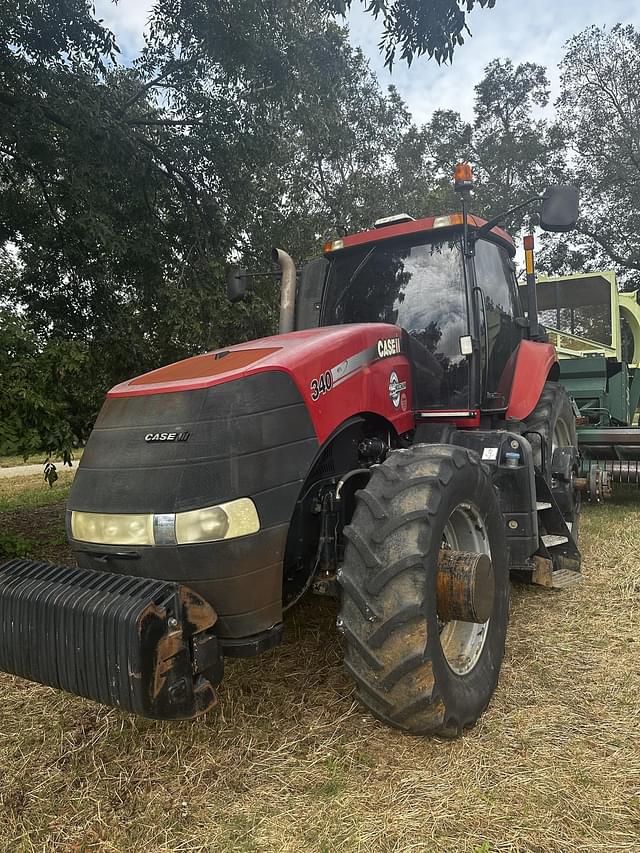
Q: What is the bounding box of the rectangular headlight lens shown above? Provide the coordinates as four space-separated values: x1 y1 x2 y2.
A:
71 498 260 546
175 498 260 544
71 511 154 546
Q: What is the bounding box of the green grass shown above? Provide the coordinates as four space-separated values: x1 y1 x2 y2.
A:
0 472 75 511
0 532 37 559
0 453 46 468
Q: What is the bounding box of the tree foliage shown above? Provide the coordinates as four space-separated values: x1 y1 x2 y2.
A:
2 6 640 462
539 24 640 284
320 0 497 67
0 0 437 453
409 59 560 231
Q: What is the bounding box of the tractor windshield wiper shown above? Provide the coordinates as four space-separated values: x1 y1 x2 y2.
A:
333 246 376 320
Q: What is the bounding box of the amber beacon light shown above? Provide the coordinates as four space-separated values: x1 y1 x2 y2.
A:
454 163 474 192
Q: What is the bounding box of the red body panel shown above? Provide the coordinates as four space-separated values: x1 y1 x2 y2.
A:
328 214 515 256
506 340 558 421
109 324 416 445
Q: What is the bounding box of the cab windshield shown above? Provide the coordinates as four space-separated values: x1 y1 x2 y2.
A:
321 236 470 409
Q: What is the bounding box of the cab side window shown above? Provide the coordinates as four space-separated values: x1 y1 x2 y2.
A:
474 239 523 408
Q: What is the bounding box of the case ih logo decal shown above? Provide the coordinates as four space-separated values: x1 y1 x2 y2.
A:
388 371 407 408
309 337 404 404
377 337 401 358
144 431 190 442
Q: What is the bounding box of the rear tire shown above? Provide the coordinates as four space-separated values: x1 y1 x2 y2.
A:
523 382 580 541
337 444 509 737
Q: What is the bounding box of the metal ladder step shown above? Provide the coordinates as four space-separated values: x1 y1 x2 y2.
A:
536 501 552 510
542 534 569 548
549 568 583 589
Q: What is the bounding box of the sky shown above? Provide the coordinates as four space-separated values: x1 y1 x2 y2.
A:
347 0 640 122
94 0 640 124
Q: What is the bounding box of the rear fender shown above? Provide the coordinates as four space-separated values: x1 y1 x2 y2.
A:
506 340 559 421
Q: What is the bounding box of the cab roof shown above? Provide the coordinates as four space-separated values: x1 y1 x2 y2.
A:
324 213 516 257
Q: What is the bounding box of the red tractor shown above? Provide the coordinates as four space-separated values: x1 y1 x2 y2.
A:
0 168 582 736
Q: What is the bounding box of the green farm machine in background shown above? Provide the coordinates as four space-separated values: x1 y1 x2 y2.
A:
532 270 640 494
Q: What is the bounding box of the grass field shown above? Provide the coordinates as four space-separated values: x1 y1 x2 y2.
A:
0 475 638 852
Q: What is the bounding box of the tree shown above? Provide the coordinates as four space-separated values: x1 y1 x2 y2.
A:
413 59 561 229
0 0 424 453
470 59 561 215
0 308 84 461
540 25 640 285
320 0 497 67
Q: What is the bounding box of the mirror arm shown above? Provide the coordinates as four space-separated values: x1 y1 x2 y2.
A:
473 194 542 239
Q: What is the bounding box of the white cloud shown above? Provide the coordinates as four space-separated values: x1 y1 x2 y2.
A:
347 0 640 123
94 0 153 61
95 0 640 126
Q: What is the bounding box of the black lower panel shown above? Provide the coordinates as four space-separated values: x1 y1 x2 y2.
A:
0 559 224 719
71 523 289 638
67 371 320 639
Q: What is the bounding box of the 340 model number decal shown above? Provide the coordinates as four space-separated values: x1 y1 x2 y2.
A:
310 370 333 401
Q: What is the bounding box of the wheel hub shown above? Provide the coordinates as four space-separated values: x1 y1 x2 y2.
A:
438 502 493 676
436 549 495 623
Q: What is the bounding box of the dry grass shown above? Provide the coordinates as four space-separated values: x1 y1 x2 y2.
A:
0 491 638 852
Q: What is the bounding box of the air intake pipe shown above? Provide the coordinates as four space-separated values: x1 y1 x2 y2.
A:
272 247 296 334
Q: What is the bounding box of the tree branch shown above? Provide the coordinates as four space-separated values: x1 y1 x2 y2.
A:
125 118 204 127
579 225 640 272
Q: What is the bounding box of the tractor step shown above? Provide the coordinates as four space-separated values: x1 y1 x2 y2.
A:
531 555 582 588
541 534 569 547
548 568 583 589
536 501 552 510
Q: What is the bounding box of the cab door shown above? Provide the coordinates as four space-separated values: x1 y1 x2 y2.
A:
474 239 524 410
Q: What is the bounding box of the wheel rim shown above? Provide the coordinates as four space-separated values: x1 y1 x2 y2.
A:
552 415 572 455
439 502 491 676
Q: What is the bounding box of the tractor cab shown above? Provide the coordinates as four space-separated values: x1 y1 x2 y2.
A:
292 168 578 422
315 216 523 414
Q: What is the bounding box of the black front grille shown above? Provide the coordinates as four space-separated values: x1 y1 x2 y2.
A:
69 370 318 516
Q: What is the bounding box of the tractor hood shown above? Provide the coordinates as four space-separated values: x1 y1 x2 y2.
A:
111 325 396 396
108 324 415 445
71 322 413 521
66 322 413 638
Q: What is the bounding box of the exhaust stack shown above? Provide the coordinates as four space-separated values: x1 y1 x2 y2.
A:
272 247 296 334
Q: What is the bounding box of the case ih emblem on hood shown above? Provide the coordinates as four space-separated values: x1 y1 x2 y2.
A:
377 337 401 358
144 431 190 442
388 371 407 408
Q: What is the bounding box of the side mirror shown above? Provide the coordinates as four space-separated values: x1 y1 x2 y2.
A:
540 185 579 233
226 267 249 303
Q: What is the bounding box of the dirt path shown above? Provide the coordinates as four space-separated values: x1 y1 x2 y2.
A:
0 460 78 479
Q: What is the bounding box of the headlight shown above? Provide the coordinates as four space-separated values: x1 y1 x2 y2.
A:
70 498 260 546
71 512 155 546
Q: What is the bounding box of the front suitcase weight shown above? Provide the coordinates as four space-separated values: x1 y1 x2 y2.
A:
0 559 223 719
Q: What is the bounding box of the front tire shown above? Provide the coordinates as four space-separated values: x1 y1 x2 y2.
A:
337 444 509 737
